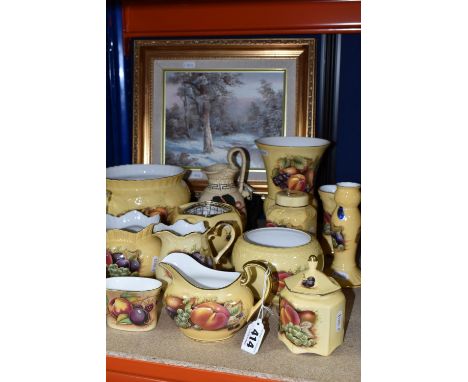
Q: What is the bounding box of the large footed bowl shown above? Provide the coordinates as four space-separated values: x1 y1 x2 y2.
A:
106 164 190 218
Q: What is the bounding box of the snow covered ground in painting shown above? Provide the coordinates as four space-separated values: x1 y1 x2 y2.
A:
165 132 264 169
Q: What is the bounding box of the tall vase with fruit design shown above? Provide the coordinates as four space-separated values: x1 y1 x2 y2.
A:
318 185 337 256
199 147 252 221
255 137 330 232
330 182 361 288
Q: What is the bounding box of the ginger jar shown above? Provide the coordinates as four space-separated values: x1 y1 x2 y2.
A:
279 256 345 356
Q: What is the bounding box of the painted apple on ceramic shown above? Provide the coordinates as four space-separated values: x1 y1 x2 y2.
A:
279 298 317 347
272 271 294 294
107 293 155 327
271 156 315 193
165 296 244 331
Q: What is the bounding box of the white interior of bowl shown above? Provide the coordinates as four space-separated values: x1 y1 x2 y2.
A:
244 228 311 248
106 277 162 291
106 164 184 180
255 136 330 147
161 252 240 289
337 182 361 188
319 184 337 193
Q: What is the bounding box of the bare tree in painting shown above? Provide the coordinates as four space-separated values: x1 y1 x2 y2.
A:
168 72 243 153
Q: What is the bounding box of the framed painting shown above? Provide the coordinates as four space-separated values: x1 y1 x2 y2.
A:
132 38 317 193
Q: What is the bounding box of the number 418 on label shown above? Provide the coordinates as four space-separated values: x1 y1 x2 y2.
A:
241 319 265 354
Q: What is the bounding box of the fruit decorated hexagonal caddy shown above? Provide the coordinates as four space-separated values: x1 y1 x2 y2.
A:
278 256 345 356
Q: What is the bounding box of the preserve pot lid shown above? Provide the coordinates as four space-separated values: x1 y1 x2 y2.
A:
284 256 341 296
275 190 309 207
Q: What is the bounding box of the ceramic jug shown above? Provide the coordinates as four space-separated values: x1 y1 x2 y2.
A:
106 225 161 278
279 255 345 356
152 220 235 285
255 137 330 228
199 147 252 219
106 164 190 220
231 227 324 304
329 182 361 288
159 252 273 342
318 185 337 256
171 201 244 270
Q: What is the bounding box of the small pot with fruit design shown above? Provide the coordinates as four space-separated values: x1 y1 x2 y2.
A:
106 277 162 331
159 252 273 342
279 255 345 356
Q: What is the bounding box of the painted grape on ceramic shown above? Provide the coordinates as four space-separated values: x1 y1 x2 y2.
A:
107 292 155 327
165 296 245 331
271 155 315 193
279 298 317 348
330 223 345 252
106 248 142 277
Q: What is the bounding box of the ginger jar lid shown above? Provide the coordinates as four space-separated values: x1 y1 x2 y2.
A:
284 256 341 296
275 190 309 207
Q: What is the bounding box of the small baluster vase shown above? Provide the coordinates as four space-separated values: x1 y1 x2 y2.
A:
330 182 361 288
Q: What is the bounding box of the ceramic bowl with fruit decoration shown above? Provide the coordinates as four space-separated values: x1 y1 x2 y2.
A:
106 164 190 220
231 227 324 304
106 225 161 278
106 210 161 232
106 277 162 331
279 256 345 356
159 252 273 342
170 201 244 270
255 137 330 220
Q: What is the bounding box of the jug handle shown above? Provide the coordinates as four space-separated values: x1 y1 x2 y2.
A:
212 223 236 265
241 261 273 321
227 147 247 194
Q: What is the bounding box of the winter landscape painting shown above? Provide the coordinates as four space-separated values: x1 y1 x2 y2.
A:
163 70 286 169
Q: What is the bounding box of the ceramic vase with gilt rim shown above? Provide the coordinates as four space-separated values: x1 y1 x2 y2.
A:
318 185 337 257
329 182 361 288
255 137 330 232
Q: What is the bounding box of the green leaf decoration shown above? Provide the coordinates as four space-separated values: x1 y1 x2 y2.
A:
120 292 135 299
118 317 132 325
116 314 132 324
271 168 280 177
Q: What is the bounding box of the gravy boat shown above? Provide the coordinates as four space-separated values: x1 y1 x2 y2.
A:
160 252 273 342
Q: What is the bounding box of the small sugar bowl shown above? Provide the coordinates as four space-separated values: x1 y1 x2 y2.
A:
278 255 345 356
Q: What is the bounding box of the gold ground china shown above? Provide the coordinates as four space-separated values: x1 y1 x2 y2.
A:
106 164 190 218
255 137 330 227
106 277 162 332
318 185 337 256
106 225 161 278
231 227 324 304
159 252 273 342
171 201 244 270
329 182 361 288
278 256 345 356
152 220 235 286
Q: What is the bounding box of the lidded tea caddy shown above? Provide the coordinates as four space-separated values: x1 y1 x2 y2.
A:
279 256 345 356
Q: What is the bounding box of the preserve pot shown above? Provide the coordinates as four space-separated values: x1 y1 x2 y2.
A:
159 252 273 342
255 137 330 220
231 227 324 303
106 164 190 218
106 277 162 332
152 220 235 286
279 256 345 356
170 201 244 269
106 225 161 278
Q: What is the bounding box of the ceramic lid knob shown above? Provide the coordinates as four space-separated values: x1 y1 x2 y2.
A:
284 255 341 296
275 190 310 207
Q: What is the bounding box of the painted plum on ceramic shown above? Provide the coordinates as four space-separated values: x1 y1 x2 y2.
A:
279 298 317 348
106 248 142 277
165 296 244 331
271 156 315 193
107 292 155 327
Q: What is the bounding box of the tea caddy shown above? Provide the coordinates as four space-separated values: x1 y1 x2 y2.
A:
279 256 345 356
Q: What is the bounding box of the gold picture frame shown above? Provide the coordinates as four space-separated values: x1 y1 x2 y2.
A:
132 38 317 193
